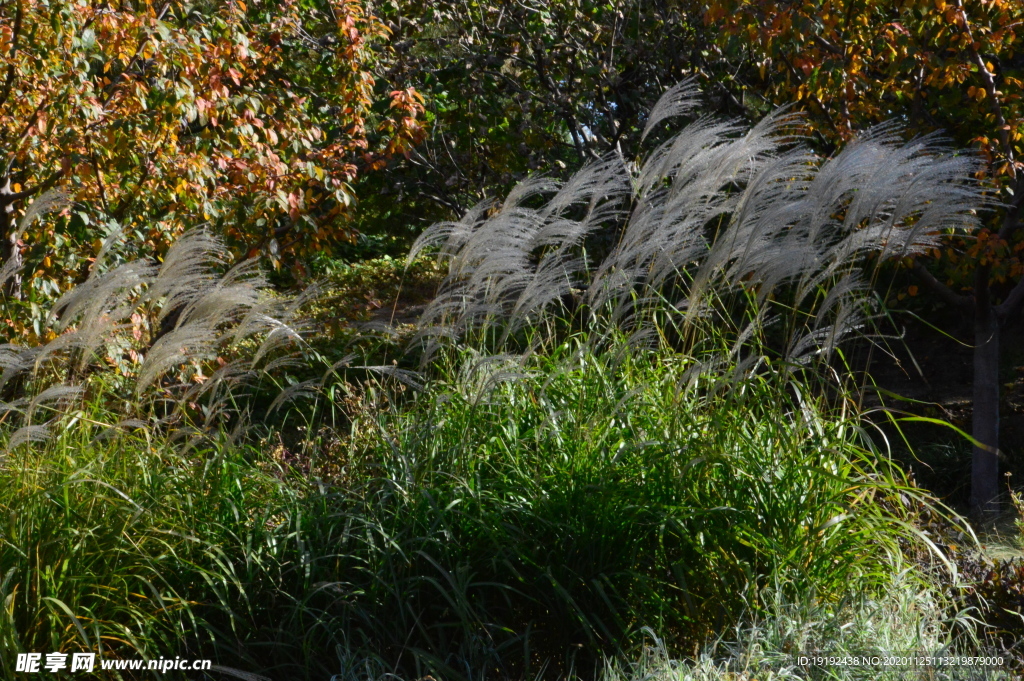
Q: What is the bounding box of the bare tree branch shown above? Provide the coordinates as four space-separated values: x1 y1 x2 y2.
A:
2 168 65 205
996 272 1024 325
910 259 974 315
954 0 1015 171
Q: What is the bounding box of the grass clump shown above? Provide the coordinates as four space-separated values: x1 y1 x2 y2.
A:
602 572 1011 680
0 334 949 680
290 333 948 679
0 407 302 678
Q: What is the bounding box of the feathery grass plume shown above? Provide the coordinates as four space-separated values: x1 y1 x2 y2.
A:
266 378 321 414
172 359 256 426
25 384 84 423
640 78 702 141
85 418 151 445
0 189 71 314
146 229 231 324
248 320 307 369
46 261 158 371
176 261 266 329
0 254 22 290
91 228 125 275
235 285 316 370
0 398 26 420
6 424 52 451
0 344 37 394
136 320 221 393
410 83 988 376
413 156 631 359
14 188 71 239
454 350 531 406
407 200 496 266
357 365 426 392
49 262 156 334
0 228 314 446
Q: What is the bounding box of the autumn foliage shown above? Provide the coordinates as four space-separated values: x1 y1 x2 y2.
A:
708 0 1024 290
0 0 426 305
707 0 1022 154
704 0 1024 513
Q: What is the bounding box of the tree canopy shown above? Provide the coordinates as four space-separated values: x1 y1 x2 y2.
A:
0 0 425 315
704 0 1024 514
350 0 713 239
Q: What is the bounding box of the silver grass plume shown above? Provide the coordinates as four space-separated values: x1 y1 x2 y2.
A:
0 228 313 446
26 384 84 423
137 319 222 393
0 254 22 291
15 189 71 240
146 229 231 326
641 78 701 141
6 424 53 451
455 351 531 406
0 189 72 290
409 82 989 378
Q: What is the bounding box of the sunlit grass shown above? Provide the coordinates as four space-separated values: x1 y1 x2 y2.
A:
601 571 1010 680
0 403 302 677
0 330 968 680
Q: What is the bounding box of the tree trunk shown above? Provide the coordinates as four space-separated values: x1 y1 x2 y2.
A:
971 303 1000 517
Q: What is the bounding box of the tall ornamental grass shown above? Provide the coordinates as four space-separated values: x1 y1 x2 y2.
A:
288 333 952 680
408 82 990 380
0 406 304 678
0 332 955 680
0 82 991 680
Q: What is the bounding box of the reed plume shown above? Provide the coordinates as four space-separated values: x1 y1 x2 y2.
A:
410 83 989 376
